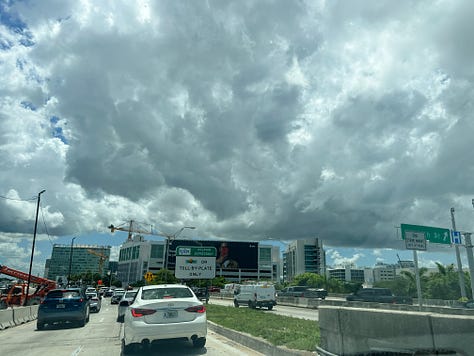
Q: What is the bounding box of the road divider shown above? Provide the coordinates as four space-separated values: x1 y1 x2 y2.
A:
0 305 39 329
0 307 14 330
317 305 474 355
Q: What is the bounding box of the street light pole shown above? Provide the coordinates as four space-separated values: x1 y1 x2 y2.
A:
68 236 78 286
164 226 196 270
25 189 45 305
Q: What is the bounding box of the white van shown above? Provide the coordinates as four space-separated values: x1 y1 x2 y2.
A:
221 283 239 297
233 283 276 310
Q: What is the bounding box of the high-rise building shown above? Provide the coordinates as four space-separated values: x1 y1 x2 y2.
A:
45 244 111 281
282 238 326 282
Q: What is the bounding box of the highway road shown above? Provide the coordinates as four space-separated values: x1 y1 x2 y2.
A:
209 297 320 321
0 298 264 356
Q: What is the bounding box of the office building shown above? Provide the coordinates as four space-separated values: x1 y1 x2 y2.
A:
327 266 365 283
282 238 325 282
117 235 165 287
373 263 397 282
45 244 111 281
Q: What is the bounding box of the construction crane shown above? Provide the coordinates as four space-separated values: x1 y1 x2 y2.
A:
87 249 108 276
108 220 155 241
108 220 196 269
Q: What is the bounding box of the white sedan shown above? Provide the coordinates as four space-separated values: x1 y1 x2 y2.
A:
122 284 207 354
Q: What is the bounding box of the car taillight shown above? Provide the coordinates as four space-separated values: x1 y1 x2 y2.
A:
79 298 84 302
131 308 156 317
185 305 206 313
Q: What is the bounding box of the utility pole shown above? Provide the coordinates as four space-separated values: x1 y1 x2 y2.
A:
25 189 45 305
451 208 467 299
68 236 78 286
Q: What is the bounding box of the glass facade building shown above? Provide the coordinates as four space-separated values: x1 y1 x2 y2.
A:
45 244 111 281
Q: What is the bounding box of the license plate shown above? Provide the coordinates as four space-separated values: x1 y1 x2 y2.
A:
56 304 65 308
164 310 178 318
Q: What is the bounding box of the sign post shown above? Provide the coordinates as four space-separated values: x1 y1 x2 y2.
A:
400 224 449 308
175 246 217 279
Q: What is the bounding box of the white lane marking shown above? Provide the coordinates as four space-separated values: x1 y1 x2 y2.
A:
71 345 83 356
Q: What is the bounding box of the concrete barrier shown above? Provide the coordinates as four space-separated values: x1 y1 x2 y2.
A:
317 305 474 356
30 305 39 319
12 306 31 325
277 296 474 316
0 308 15 330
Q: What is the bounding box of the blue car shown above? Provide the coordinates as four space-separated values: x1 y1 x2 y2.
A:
37 288 90 329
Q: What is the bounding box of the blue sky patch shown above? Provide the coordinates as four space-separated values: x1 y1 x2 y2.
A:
0 1 35 47
50 116 68 144
21 100 36 111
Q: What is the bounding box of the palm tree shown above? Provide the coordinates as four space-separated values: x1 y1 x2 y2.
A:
400 267 428 297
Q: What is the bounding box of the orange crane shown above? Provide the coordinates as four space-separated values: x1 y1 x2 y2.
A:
0 265 56 308
87 249 108 276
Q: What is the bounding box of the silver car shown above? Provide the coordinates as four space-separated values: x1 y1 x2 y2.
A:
86 291 102 312
117 289 137 322
111 289 125 304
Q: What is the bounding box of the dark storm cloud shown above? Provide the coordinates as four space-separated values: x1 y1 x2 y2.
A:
2 0 474 255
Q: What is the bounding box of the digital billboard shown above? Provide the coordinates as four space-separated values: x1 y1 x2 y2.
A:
169 240 259 270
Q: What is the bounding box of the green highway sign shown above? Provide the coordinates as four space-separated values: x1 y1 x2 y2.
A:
176 246 217 257
401 223 451 245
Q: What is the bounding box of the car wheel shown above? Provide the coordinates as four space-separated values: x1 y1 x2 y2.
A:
268 305 273 310
122 339 135 355
192 337 206 348
86 307 90 322
234 300 239 308
37 321 45 330
78 318 86 327
248 301 255 309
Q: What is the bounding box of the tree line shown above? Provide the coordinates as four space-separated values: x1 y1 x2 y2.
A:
282 263 471 301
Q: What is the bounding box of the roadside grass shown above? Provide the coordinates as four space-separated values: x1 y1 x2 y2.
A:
205 304 320 351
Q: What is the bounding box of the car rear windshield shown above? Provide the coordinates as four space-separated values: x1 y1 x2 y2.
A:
124 291 137 298
47 290 81 299
141 287 193 300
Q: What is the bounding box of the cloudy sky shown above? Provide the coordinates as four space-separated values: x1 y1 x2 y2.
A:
1 0 474 275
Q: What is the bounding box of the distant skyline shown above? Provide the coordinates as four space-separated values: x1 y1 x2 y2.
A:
1 229 468 279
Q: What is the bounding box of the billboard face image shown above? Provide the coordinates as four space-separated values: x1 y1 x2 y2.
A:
170 240 258 270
